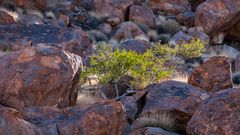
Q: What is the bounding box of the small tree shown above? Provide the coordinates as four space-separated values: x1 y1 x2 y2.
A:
81 39 205 98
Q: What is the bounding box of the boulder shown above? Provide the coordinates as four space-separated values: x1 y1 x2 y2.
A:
133 81 208 133
187 89 240 135
131 127 180 135
187 27 210 44
169 31 194 46
188 56 233 92
129 5 156 28
0 46 82 110
92 0 134 22
0 11 15 24
0 24 93 63
0 105 40 135
119 39 150 54
195 0 240 35
226 20 240 41
188 0 206 11
0 0 47 11
146 0 191 15
113 22 146 42
176 11 195 27
21 100 128 135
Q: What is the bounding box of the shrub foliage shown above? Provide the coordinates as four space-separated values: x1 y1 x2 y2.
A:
81 39 205 89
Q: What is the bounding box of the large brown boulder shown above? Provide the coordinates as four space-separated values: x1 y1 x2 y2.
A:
0 46 82 110
129 5 156 28
0 0 47 11
113 22 146 42
21 100 128 135
187 89 240 135
146 0 191 15
188 56 233 93
0 11 15 25
0 24 93 63
133 81 208 133
195 0 240 35
226 20 240 41
92 0 134 22
0 105 40 135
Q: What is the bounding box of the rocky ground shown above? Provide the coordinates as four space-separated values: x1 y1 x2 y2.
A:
0 0 240 135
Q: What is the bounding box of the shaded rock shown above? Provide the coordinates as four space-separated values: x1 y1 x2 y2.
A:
21 100 128 135
0 10 15 24
176 11 195 27
19 14 44 25
169 31 194 45
92 0 134 22
131 127 180 135
119 39 150 54
235 54 240 72
0 105 40 135
195 0 240 35
226 20 240 41
129 5 156 28
188 56 233 92
188 0 206 11
113 22 146 42
0 24 93 62
187 89 240 135
146 0 191 15
2 0 47 11
187 27 210 44
101 75 135 99
133 81 208 133
0 46 82 110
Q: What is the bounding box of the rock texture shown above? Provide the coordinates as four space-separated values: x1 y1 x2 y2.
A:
0 24 93 62
187 89 240 135
131 127 180 135
146 0 191 15
133 81 208 133
188 56 233 92
0 46 82 110
195 0 240 35
119 39 150 54
0 11 15 24
129 5 156 28
21 100 127 135
113 22 146 42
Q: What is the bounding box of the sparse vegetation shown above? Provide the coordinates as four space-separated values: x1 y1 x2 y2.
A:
81 39 205 92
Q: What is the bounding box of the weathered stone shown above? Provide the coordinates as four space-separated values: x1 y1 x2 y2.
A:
187 27 210 44
0 105 40 135
0 24 93 62
188 56 233 92
0 10 15 24
188 0 206 11
0 46 82 110
226 20 240 41
133 81 208 133
146 0 191 15
195 0 240 35
113 22 146 42
21 100 128 135
92 0 134 22
129 5 156 28
176 11 195 27
119 39 150 54
187 89 240 135
131 127 180 135
169 31 194 46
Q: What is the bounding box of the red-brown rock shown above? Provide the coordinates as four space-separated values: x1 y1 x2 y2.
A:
176 11 195 27
0 105 40 135
188 56 233 92
195 0 240 35
187 89 240 135
92 0 134 22
113 22 146 42
146 0 191 15
129 5 156 28
133 81 208 133
0 46 82 110
226 20 240 41
131 127 180 135
119 39 150 54
21 100 128 135
0 11 15 24
0 24 93 63
188 0 206 11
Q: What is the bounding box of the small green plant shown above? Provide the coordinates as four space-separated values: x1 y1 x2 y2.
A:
81 39 205 92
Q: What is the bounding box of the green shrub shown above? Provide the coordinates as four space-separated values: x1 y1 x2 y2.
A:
81 39 205 89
